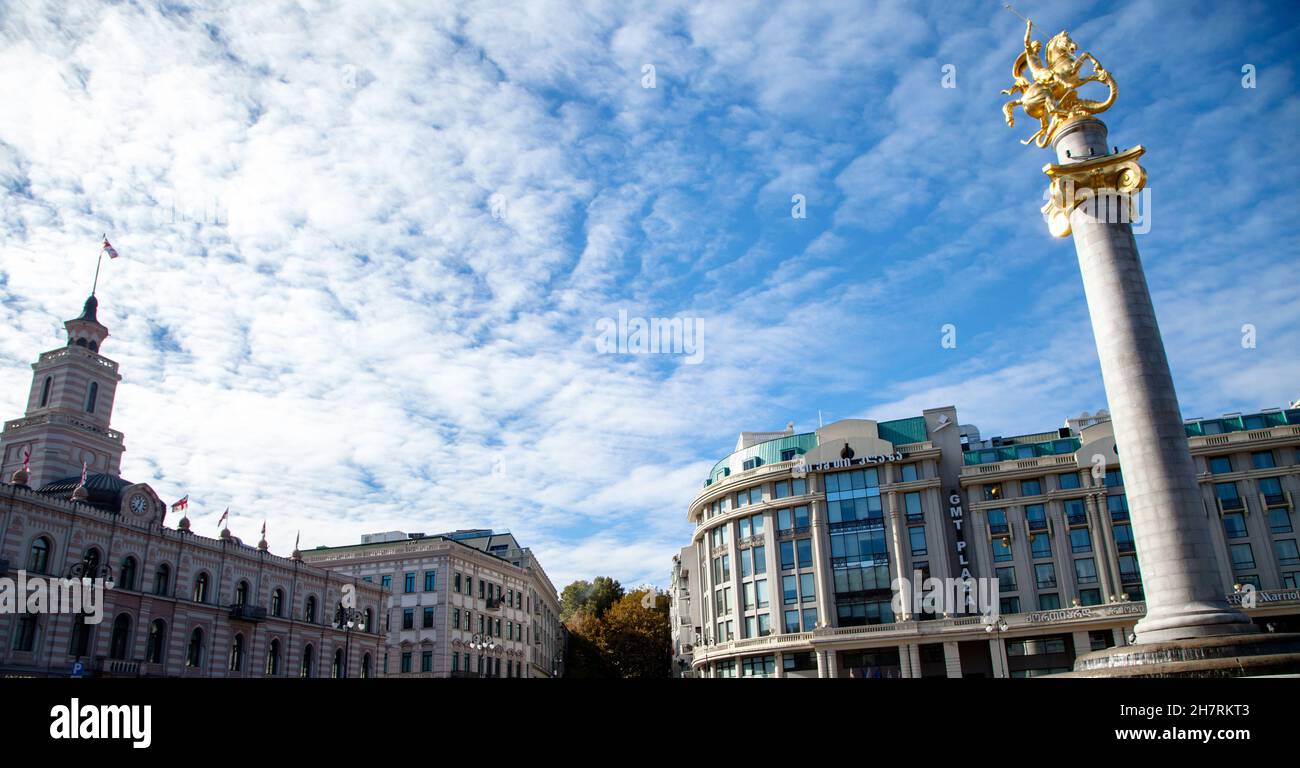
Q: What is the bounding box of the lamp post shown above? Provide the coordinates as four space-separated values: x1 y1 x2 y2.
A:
470 633 497 677
984 617 1011 678
334 603 365 678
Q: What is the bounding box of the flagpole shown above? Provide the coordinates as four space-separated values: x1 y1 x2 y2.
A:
91 246 104 296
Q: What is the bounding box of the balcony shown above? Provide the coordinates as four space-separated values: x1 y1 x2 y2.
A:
485 597 502 611
94 657 139 677
229 604 268 622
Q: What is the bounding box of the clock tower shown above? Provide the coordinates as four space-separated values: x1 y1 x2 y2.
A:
1 294 126 490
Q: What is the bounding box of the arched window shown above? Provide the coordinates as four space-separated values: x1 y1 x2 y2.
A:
153 563 171 596
119 556 138 591
86 381 98 414
68 614 93 658
80 548 101 578
332 648 344 678
265 639 281 676
186 628 204 668
88 341 98 352
26 537 51 574
75 338 87 348
193 572 210 603
300 644 315 678
362 653 372 679
13 615 38 652
271 588 284 617
235 580 250 606
145 620 166 664
304 595 317 623
39 376 52 407
109 614 131 660
229 633 245 672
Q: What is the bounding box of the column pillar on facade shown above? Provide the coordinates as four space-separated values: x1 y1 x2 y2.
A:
1095 492 1123 598
773 652 785 678
886 491 910 620
989 637 1008 678
808 497 835 628
943 640 962 678
898 642 915 678
1085 493 1115 601
815 649 828 679
826 648 839 679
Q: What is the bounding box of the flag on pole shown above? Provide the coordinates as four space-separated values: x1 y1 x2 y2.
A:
294 531 300 550
217 507 229 529
21 448 29 473
261 521 267 539
171 495 188 513
79 461 87 486
101 237 119 259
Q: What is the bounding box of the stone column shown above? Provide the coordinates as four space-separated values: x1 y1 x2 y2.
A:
1051 118 1253 642
1085 493 1115 600
808 498 835 626
886 491 910 620
943 640 962 678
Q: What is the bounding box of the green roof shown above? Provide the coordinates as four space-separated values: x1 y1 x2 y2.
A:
1184 409 1300 437
963 437 1081 466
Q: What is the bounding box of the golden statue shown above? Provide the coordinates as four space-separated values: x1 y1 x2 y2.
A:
1001 17 1117 148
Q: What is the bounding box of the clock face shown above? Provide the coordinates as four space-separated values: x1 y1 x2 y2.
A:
130 494 148 515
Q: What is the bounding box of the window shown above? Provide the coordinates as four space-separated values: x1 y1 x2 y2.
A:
983 484 1002 501
146 620 166 664
423 570 436 592
86 381 98 414
1020 479 1042 497
13 614 37 652
741 655 776 678
380 574 392 589
192 572 210 603
39 376 52 407
909 526 928 557
900 464 919 482
1069 527 1092 553
753 545 766 575
1075 558 1098 585
1269 508 1293 535
783 609 800 633
1275 539 1300 568
1113 523 1135 552
987 508 1008 534
757 613 772 637
186 628 204 669
1079 589 1102 606
904 492 923 522
797 538 813 568
755 579 769 608
1107 494 1129 521
1104 469 1123 487
1208 456 1233 474
421 651 433 673
802 607 818 630
1025 504 1047 531
304 595 317 623
26 537 51 574
402 608 414 630
235 580 250 606
404 573 415 593
1230 544 1256 572
1222 512 1248 539
1064 499 1087 525
1058 472 1081 490
1000 596 1021 615
1038 593 1061 611
991 537 1013 562
996 566 1017 592
784 651 817 672
781 448 798 462
400 652 412 674
1031 533 1052 559
1260 477 1287 507
109 614 131 660
1215 482 1242 511
229 633 245 672
1034 563 1057 589
271 588 284 617
799 573 815 603
1252 451 1276 470
422 607 435 629
119 556 137 591
782 575 797 605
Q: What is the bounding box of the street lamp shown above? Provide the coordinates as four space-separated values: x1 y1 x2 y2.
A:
984 616 1010 678
334 603 366 678
469 633 498 677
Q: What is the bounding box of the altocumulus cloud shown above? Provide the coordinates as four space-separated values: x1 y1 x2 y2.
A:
0 0 1298 587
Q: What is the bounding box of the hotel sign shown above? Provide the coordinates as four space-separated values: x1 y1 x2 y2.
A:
1025 602 1145 624
800 452 907 474
1225 588 1300 607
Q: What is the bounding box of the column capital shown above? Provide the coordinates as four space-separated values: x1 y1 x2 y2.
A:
1041 146 1147 237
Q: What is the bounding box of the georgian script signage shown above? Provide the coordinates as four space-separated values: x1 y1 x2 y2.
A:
802 452 907 473
1026 602 1146 624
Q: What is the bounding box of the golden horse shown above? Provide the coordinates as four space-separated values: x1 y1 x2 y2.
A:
1001 20 1117 148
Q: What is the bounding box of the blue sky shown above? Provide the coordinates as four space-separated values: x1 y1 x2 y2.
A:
1 0 1297 588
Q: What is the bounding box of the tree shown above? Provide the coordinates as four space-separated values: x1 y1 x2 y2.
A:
599 590 671 678
559 576 624 622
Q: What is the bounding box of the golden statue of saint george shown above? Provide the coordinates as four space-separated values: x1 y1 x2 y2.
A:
1001 17 1117 148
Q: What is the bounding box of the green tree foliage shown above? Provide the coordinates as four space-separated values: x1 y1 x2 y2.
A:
560 578 670 678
